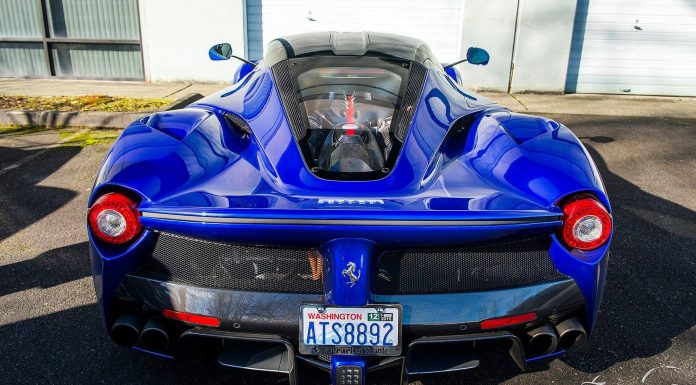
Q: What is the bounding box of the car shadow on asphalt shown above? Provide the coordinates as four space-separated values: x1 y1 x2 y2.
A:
557 144 695 371
0 144 81 243
418 142 696 384
0 140 694 384
0 242 90 297
0 302 307 385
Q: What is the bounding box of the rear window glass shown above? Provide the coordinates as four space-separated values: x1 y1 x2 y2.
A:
289 57 410 180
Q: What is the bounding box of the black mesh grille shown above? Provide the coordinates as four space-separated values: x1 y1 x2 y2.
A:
395 62 426 141
136 233 563 295
375 236 566 294
135 232 324 293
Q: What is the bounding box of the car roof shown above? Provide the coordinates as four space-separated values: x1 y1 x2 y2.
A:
260 31 440 68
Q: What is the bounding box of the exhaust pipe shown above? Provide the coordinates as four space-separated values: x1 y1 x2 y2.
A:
140 318 170 352
555 318 587 352
110 313 143 347
525 324 558 356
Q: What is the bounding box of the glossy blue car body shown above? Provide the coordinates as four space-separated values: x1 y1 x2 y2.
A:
89 32 611 384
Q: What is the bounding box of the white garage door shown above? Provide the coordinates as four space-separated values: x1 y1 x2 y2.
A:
566 0 696 96
247 0 464 63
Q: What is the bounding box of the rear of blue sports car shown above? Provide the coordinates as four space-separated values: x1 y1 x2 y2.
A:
88 32 612 385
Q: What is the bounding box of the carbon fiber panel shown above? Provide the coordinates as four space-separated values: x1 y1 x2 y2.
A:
375 236 566 294
135 232 324 293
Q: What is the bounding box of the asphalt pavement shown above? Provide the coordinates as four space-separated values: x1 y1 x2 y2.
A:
0 112 694 385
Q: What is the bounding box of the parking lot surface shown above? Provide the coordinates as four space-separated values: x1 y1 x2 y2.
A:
0 114 694 385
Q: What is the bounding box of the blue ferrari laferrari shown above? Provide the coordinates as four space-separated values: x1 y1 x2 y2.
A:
88 31 612 385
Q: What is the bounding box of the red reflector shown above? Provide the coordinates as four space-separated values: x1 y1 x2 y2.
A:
480 312 537 330
162 309 220 327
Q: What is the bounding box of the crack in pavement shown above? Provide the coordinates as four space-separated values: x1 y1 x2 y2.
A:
163 83 193 98
510 94 528 110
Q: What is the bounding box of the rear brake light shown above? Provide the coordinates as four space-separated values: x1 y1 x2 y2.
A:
162 309 220 327
560 195 612 251
88 192 142 245
481 312 537 330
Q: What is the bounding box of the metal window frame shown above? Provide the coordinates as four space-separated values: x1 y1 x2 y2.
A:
0 0 145 81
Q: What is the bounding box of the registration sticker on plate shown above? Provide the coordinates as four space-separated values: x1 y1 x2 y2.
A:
299 305 402 356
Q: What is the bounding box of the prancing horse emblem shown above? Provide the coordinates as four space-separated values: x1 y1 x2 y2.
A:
341 262 361 287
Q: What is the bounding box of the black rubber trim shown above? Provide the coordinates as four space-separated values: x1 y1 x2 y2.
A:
271 60 306 139
395 61 426 141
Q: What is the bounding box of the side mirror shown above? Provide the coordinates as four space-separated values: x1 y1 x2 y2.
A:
466 47 490 66
209 43 257 71
443 47 491 69
209 43 233 61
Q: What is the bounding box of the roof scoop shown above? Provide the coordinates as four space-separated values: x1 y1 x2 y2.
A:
330 32 368 55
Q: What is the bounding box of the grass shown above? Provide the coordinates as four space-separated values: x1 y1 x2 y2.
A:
0 124 50 135
58 128 122 147
0 95 170 112
0 124 121 147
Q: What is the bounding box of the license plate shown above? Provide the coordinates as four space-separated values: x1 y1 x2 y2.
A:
299 304 402 356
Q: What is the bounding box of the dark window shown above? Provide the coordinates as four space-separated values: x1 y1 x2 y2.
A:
0 0 143 80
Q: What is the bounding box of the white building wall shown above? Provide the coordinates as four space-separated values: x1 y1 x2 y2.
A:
457 0 518 92
135 0 578 92
139 0 247 82
567 0 696 96
256 0 465 63
509 0 578 93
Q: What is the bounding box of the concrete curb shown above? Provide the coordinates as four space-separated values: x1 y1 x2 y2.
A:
482 92 696 119
0 93 204 129
4 92 695 129
0 110 147 129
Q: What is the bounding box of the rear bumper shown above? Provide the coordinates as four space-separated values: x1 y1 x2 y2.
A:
168 327 529 383
89 226 611 335
114 275 584 338
111 275 585 379
90 226 609 380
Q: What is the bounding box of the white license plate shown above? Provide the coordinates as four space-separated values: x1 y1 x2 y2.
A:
299 304 402 356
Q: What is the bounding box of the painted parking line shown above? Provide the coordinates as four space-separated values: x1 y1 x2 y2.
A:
0 129 86 177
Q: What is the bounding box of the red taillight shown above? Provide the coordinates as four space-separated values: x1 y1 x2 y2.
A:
561 195 612 251
88 192 142 245
481 312 537 330
162 309 220 327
